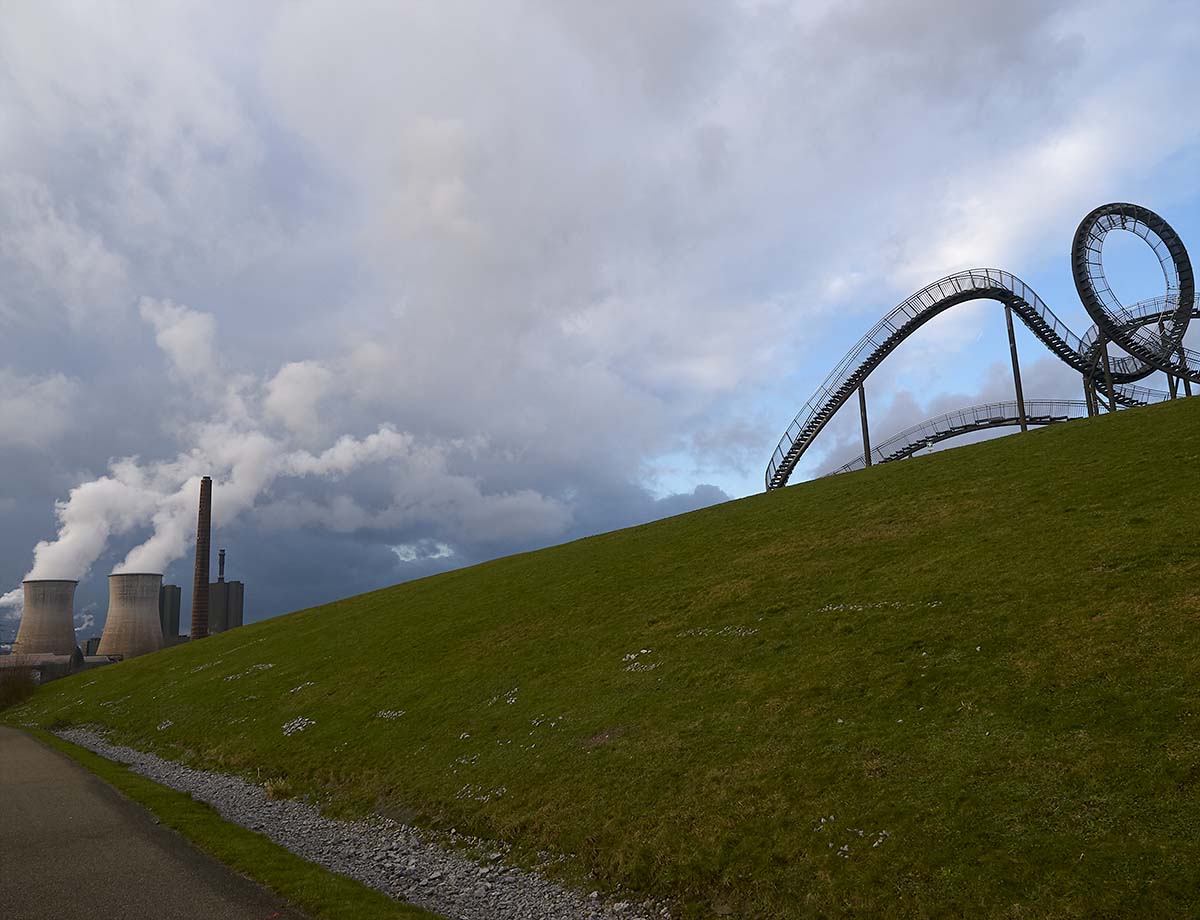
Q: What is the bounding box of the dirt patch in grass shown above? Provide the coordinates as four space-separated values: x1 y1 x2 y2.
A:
581 727 625 750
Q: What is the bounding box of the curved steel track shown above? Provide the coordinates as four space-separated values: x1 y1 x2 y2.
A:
766 203 1196 490
827 392 1178 475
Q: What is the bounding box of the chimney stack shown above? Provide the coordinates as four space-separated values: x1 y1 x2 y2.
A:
190 476 212 639
218 549 226 583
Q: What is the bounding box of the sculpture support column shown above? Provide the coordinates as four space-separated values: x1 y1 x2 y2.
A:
1100 339 1117 413
858 383 872 468
1004 305 1028 431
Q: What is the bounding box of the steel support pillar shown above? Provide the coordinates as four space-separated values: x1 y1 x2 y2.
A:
1100 338 1117 413
1003 304 1028 432
858 383 872 467
1180 348 1193 397
1084 378 1096 417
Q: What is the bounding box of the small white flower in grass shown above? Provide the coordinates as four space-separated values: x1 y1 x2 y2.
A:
157 720 173 731
487 686 519 706
677 625 759 639
289 681 314 694
976 646 981 652
224 663 274 682
455 783 507 803
459 732 471 740
282 717 315 736
375 710 406 720
626 661 660 673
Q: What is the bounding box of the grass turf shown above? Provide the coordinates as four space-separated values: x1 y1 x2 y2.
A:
29 729 439 919
10 396 1200 918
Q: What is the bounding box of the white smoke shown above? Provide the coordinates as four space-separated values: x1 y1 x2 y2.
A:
5 298 570 604
26 459 162 579
109 425 420 576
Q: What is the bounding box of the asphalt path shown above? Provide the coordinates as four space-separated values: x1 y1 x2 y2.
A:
0 726 306 920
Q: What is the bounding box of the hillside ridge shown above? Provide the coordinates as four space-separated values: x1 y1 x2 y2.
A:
13 399 1200 919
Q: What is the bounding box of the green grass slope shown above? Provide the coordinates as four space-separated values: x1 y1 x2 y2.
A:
12 398 1200 918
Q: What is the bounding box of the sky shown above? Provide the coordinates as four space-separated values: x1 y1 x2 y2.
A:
3 0 1200 644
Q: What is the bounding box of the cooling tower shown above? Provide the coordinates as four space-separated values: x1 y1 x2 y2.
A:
97 573 164 659
12 580 78 655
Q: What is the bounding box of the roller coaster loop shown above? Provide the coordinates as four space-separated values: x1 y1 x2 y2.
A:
765 203 1197 490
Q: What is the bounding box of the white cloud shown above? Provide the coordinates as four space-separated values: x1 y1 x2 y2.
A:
0 176 127 328
138 297 219 387
0 369 79 448
392 541 455 564
265 361 334 439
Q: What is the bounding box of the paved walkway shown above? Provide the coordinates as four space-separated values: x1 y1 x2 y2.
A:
0 726 305 920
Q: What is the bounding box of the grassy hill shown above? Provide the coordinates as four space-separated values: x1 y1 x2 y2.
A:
11 398 1200 918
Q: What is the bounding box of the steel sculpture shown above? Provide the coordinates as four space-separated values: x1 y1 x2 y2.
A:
766 203 1197 490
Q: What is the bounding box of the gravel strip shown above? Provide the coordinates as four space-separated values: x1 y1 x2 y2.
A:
57 727 668 920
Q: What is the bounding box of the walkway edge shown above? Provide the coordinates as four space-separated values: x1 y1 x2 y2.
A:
25 729 440 920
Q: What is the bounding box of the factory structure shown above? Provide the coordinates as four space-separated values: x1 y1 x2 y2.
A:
209 550 245 633
1 476 245 684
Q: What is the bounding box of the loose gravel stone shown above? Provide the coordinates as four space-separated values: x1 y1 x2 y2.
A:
57 727 667 920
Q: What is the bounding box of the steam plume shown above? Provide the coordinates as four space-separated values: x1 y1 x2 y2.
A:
3 299 548 610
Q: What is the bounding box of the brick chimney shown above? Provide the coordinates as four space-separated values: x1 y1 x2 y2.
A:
189 476 212 639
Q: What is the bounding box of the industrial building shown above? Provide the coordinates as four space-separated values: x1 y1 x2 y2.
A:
5 475 244 685
209 549 245 633
159 583 181 641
